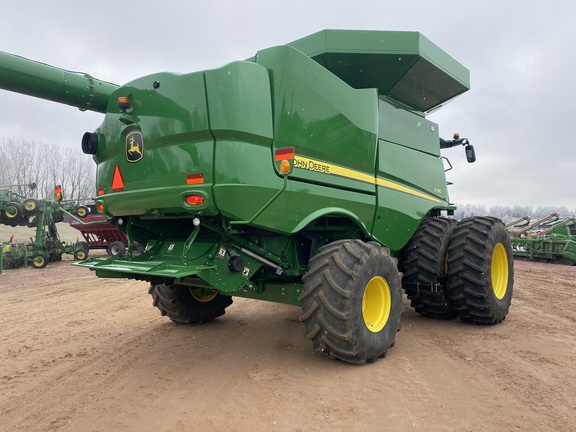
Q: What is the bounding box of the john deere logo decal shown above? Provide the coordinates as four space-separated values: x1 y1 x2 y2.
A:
126 131 143 162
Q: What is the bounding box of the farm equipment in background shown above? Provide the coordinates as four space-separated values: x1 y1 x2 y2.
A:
505 216 531 229
508 214 576 264
1 236 27 270
68 204 140 257
507 213 559 238
0 184 88 270
0 30 515 363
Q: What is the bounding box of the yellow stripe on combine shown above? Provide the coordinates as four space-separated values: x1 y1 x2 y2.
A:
293 155 442 204
375 178 442 203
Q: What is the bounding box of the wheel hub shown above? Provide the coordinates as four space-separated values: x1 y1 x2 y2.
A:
491 243 509 300
362 276 391 333
189 287 218 303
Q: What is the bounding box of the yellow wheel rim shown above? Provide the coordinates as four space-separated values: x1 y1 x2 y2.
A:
77 251 87 260
34 256 45 266
491 243 509 300
190 287 218 303
6 207 18 218
77 208 87 217
362 276 391 333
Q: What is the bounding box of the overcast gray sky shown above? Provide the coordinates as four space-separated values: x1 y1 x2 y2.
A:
1 1 574 212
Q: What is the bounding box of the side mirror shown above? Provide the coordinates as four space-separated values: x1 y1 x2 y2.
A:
465 144 476 163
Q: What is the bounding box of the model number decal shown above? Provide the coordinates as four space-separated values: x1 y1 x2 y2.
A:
294 156 331 174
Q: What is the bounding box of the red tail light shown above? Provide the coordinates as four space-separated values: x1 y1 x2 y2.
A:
185 195 204 206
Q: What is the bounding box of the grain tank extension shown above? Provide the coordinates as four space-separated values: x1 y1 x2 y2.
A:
0 30 514 363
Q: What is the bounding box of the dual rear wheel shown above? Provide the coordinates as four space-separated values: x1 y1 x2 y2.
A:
400 216 513 324
445 217 513 324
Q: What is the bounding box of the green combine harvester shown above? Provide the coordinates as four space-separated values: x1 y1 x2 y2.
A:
0 30 514 363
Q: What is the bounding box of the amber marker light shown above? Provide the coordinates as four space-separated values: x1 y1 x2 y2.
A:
54 185 62 201
118 97 130 110
280 159 291 174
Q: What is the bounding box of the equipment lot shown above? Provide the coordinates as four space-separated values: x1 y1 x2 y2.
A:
1 255 575 431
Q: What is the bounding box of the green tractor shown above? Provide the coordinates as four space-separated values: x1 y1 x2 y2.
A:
0 30 513 363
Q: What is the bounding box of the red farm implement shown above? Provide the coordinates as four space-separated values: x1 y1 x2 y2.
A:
68 205 131 257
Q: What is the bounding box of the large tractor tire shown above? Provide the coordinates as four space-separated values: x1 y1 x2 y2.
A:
300 240 402 364
149 283 233 324
446 217 513 324
399 217 457 319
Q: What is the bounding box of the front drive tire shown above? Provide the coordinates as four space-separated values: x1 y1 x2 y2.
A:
300 240 402 364
446 217 514 324
149 283 233 324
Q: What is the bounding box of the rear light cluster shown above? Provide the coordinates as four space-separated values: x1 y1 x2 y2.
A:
98 166 207 208
275 147 294 174
185 173 205 206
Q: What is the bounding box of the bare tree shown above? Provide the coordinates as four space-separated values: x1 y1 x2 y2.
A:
0 138 39 196
0 138 95 201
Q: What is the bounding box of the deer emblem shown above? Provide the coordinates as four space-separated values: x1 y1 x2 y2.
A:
128 136 142 156
126 131 143 162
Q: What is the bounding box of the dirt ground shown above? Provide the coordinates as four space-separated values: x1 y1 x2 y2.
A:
1 225 575 431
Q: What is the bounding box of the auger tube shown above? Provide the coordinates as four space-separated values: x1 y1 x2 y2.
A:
0 51 117 113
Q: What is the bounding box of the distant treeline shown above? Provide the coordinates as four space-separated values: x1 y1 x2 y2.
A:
454 203 575 222
0 138 95 202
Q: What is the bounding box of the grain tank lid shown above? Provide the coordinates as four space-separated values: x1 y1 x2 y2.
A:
286 29 470 112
